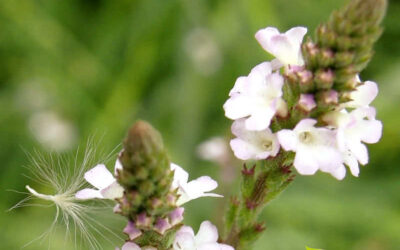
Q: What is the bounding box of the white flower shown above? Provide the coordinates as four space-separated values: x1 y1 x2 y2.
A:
197 137 229 162
75 161 124 200
277 119 345 179
255 26 307 66
171 163 222 206
117 242 141 250
173 221 234 250
325 107 382 177
230 118 280 160
223 62 285 131
116 242 157 250
345 80 378 108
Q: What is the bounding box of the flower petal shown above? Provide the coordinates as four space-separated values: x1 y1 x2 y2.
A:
245 106 275 131
360 120 382 144
230 138 263 160
223 95 253 120
286 27 308 48
293 148 319 175
121 242 141 250
123 221 142 240
329 165 346 180
115 159 123 175
344 151 360 177
195 221 218 244
171 163 189 190
174 226 196 250
100 181 124 199
187 176 219 194
277 129 298 151
75 188 103 200
84 164 116 189
349 141 369 165
348 80 378 107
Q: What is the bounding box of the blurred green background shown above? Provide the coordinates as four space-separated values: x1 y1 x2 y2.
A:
1 0 399 249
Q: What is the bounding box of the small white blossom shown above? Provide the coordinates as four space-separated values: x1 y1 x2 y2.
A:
324 107 382 176
223 62 285 131
75 161 124 200
345 80 378 108
173 221 234 250
116 242 157 250
230 118 280 160
277 119 345 179
255 26 307 66
197 137 229 162
171 163 222 206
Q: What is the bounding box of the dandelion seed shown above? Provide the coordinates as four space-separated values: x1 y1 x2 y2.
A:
11 142 124 249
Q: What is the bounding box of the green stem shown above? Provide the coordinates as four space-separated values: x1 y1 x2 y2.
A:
223 152 295 249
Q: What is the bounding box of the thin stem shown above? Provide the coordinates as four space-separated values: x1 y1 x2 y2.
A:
223 152 295 249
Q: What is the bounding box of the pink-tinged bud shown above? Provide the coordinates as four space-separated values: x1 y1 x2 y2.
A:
166 193 177 205
319 90 339 105
319 48 335 67
304 41 319 56
123 221 142 240
297 70 314 92
151 198 162 209
298 94 316 112
315 69 334 89
288 65 304 73
154 218 171 235
136 212 152 227
276 99 288 118
169 207 184 226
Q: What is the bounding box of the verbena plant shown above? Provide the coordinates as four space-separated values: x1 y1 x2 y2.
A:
17 0 387 249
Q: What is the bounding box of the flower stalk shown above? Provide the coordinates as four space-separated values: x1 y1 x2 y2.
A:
223 0 387 249
116 121 181 249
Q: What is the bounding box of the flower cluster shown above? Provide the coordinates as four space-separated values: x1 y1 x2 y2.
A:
118 221 232 250
224 26 382 180
75 159 228 249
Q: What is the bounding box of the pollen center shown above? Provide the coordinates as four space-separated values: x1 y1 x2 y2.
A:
263 141 273 151
299 131 313 144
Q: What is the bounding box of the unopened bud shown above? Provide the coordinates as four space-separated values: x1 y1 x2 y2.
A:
136 212 152 227
302 40 319 67
335 51 355 67
123 121 165 167
297 70 314 92
297 94 316 112
276 99 288 118
336 35 354 51
315 69 334 90
123 221 142 240
335 66 357 89
169 207 184 226
316 25 336 47
154 218 172 235
318 48 335 67
318 90 339 105
151 198 162 209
